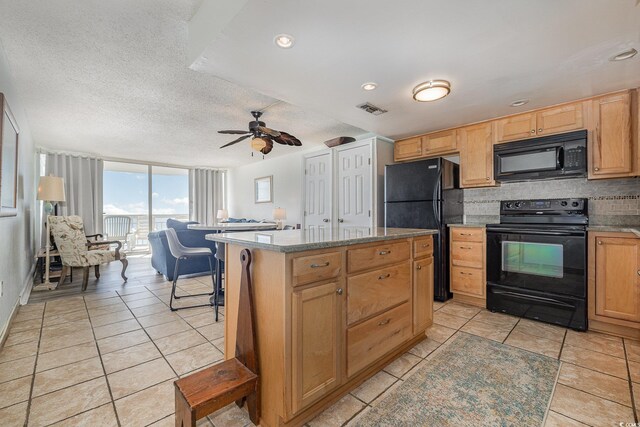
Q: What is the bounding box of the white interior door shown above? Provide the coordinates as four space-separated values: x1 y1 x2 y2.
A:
303 152 332 228
337 144 372 227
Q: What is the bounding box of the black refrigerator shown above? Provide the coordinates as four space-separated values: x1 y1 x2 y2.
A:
384 158 463 301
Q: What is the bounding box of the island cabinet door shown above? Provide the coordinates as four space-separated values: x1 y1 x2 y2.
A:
413 257 434 333
291 281 343 414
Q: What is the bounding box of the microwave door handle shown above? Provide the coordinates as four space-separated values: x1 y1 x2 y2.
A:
556 147 564 169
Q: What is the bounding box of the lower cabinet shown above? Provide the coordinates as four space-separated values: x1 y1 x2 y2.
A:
449 226 486 306
291 281 342 414
413 256 434 332
589 231 640 338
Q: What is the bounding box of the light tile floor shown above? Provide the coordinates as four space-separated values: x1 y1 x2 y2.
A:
1 262 639 426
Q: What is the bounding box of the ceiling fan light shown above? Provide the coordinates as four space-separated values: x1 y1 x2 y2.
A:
510 99 529 107
274 34 295 49
361 82 377 91
609 48 638 61
251 136 268 152
412 80 451 102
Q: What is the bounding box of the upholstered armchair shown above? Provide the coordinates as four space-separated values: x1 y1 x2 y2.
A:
48 215 128 291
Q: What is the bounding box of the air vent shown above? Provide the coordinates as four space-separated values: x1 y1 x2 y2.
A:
356 102 388 115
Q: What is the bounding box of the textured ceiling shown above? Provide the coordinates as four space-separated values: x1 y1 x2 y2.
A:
0 0 363 167
192 0 640 140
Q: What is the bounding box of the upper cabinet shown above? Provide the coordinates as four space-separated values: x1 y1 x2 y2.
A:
422 129 457 156
589 91 634 178
458 122 495 188
393 137 422 161
495 102 584 143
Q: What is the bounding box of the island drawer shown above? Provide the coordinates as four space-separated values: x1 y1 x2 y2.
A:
450 241 483 268
450 266 484 297
413 236 434 258
292 251 342 286
347 262 411 325
451 227 484 242
347 240 410 273
347 302 412 377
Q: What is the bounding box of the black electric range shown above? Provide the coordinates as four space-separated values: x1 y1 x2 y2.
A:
486 198 588 331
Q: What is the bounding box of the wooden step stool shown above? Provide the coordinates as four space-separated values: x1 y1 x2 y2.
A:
174 249 260 427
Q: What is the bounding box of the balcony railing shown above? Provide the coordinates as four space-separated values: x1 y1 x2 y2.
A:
103 214 189 252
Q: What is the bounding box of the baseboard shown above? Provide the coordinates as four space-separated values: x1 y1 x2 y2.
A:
20 263 36 305
0 299 20 349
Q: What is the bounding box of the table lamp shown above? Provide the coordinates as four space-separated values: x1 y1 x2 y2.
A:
37 175 66 289
273 207 286 230
216 209 229 223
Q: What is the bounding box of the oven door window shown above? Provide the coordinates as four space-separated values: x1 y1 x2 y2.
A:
502 241 563 278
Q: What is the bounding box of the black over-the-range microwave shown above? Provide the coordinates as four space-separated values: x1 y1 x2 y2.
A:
493 130 587 182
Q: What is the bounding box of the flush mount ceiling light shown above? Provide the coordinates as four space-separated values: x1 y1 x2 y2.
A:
361 82 377 91
609 48 638 61
274 34 295 49
510 99 529 107
412 80 451 102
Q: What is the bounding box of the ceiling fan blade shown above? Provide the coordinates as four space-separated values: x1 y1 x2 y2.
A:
218 130 251 134
260 140 274 155
220 134 251 148
256 126 281 138
273 131 302 146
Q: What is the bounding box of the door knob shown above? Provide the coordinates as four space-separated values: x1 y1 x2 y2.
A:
338 218 344 223
322 218 329 223
336 288 343 295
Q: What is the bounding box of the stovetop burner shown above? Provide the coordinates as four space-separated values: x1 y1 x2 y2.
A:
499 198 588 226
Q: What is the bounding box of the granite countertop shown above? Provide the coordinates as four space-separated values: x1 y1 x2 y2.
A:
205 227 438 253
587 226 640 237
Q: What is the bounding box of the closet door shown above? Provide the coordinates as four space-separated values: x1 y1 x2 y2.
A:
303 152 332 228
336 144 372 227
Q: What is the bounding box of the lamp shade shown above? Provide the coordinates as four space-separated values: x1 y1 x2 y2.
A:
216 209 228 220
37 176 66 202
273 207 286 220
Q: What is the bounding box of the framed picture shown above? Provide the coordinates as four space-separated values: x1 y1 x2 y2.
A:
0 93 19 218
254 175 273 204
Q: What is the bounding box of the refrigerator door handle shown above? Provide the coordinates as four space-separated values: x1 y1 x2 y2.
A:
433 198 441 229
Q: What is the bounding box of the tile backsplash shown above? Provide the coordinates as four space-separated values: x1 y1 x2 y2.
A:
462 177 640 226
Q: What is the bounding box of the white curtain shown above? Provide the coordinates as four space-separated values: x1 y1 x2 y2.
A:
189 169 224 225
45 153 104 235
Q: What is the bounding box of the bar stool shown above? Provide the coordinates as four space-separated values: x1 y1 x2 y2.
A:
165 228 215 311
212 242 225 321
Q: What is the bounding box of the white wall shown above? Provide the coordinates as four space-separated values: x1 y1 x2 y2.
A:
227 148 323 226
0 44 37 337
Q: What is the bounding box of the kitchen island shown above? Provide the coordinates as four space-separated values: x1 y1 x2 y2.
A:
207 227 437 427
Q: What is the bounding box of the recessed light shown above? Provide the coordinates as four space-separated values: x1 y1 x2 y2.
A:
609 48 637 61
510 99 529 107
361 82 377 91
274 34 295 49
412 80 451 102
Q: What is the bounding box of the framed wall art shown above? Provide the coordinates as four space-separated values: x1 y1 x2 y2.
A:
0 93 19 218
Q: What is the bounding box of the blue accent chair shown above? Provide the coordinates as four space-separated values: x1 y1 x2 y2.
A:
148 219 217 281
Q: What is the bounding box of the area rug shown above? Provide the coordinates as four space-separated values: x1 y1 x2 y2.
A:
352 332 559 427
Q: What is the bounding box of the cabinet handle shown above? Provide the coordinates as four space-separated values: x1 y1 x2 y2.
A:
486 177 490 181
538 128 543 133
530 129 535 134
378 318 391 326
594 167 600 171
460 272 472 275
379 250 391 255
459 246 472 250
637 270 640 276
421 243 430 248
322 218 330 223
378 273 391 280
311 262 330 268
336 288 343 295
460 233 472 236
597 241 602 245
417 264 422 270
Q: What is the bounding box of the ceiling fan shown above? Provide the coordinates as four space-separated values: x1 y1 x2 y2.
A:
218 111 302 155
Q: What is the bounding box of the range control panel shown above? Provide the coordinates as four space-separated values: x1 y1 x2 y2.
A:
500 198 587 215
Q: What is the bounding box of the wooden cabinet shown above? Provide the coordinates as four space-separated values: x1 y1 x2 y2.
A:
393 136 423 161
422 129 457 156
458 122 495 187
449 226 486 306
590 92 634 178
413 256 434 333
292 252 342 286
291 281 342 413
495 113 536 142
588 232 640 341
496 102 584 143
347 240 411 273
